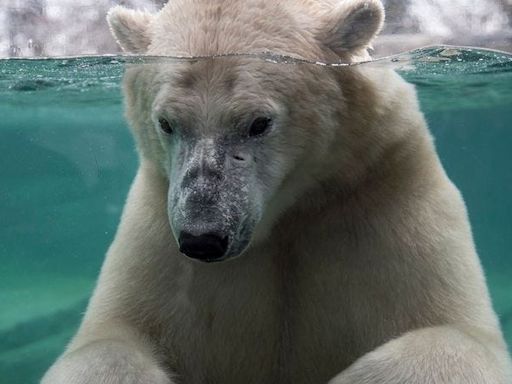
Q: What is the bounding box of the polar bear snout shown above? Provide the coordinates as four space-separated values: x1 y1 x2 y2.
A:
178 231 229 262
169 183 258 262
167 138 263 262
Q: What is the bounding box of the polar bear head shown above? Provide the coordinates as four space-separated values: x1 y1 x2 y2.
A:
107 0 385 262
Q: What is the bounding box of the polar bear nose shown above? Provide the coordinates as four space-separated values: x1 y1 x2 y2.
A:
178 232 228 262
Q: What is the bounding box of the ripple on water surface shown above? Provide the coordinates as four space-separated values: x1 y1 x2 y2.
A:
1 46 511 110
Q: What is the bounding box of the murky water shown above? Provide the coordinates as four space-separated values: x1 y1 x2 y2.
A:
1 46 511 383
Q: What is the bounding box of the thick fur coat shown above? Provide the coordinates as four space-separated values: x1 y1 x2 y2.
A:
43 0 512 383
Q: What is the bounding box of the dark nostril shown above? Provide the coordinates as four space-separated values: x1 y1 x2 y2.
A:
178 232 228 262
232 154 245 161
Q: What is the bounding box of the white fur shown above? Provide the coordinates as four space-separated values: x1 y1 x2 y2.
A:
43 0 512 383
107 6 155 53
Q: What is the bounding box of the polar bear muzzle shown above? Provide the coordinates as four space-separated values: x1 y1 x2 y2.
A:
167 137 262 263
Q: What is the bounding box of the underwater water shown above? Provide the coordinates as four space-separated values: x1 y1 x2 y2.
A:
0 46 511 383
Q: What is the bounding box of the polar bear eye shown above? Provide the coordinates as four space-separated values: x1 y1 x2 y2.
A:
158 118 174 135
249 117 273 137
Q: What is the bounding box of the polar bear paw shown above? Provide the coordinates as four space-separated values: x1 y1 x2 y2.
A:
41 340 173 384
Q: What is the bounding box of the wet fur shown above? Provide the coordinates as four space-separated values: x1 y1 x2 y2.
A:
42 0 512 383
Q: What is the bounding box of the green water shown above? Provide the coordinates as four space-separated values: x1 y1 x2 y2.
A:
0 47 511 383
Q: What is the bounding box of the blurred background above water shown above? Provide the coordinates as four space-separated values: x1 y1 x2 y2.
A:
1 0 512 58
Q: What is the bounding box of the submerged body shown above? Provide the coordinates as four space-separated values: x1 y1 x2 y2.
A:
43 0 512 383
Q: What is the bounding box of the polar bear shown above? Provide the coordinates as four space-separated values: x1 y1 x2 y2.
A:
42 0 512 383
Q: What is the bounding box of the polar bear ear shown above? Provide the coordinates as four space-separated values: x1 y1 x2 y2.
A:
319 0 385 54
107 6 154 53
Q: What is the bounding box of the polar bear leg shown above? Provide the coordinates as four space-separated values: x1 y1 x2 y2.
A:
41 328 172 384
329 325 512 384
